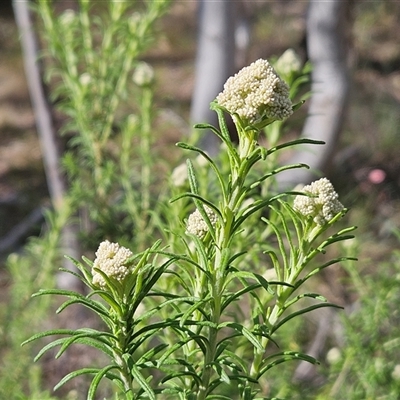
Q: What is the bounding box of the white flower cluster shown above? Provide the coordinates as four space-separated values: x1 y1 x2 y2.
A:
92 240 133 288
216 59 293 124
293 178 344 225
274 49 302 77
59 9 76 26
132 61 154 87
186 205 217 239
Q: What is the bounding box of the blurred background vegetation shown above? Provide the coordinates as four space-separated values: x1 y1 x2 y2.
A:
0 1 400 399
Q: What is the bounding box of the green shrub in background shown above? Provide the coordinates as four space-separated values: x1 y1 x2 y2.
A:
0 206 70 400
38 0 171 250
1 1 171 399
319 235 400 400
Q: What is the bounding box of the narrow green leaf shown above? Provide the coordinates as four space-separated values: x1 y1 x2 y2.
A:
336 225 358 236
136 295 198 323
88 365 120 400
22 329 76 347
227 271 276 294
218 351 248 374
252 273 276 294
227 250 247 265
57 267 88 285
72 336 114 358
138 264 170 302
182 332 208 355
210 102 240 166
221 283 260 311
170 192 222 219
215 339 231 361
210 102 233 141
282 292 328 310
277 200 303 248
264 250 284 283
298 257 358 286
33 338 66 362
91 268 123 305
250 163 309 189
190 233 211 273
131 364 156 400
55 330 117 359
185 144 228 200
220 322 264 351
80 255 94 267
192 123 216 130
158 251 210 280
55 297 115 323
180 297 209 328
269 204 295 268
156 337 194 367
266 138 325 157
64 255 93 284
187 158 199 195
86 290 122 317
212 362 231 384
271 303 343 334
258 351 319 378
319 234 356 250
32 288 82 298
264 218 289 278
128 329 162 355
54 368 101 391
161 370 202 387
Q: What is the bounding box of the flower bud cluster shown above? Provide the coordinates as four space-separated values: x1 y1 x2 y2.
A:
274 49 302 77
92 240 133 288
216 58 293 124
186 205 217 239
293 178 344 225
132 62 154 87
59 9 76 26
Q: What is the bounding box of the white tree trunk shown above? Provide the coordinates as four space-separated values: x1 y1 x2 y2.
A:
277 0 351 189
13 0 81 291
13 0 66 209
190 0 236 154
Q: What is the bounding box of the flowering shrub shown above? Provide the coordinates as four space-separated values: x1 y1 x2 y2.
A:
23 15 356 397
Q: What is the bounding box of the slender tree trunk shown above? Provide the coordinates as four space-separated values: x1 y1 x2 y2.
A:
13 0 81 291
190 0 236 155
13 0 65 209
277 0 352 189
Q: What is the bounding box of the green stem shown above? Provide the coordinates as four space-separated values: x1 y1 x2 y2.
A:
114 305 136 397
197 273 223 400
229 132 259 211
249 302 283 381
137 86 153 250
250 230 311 382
